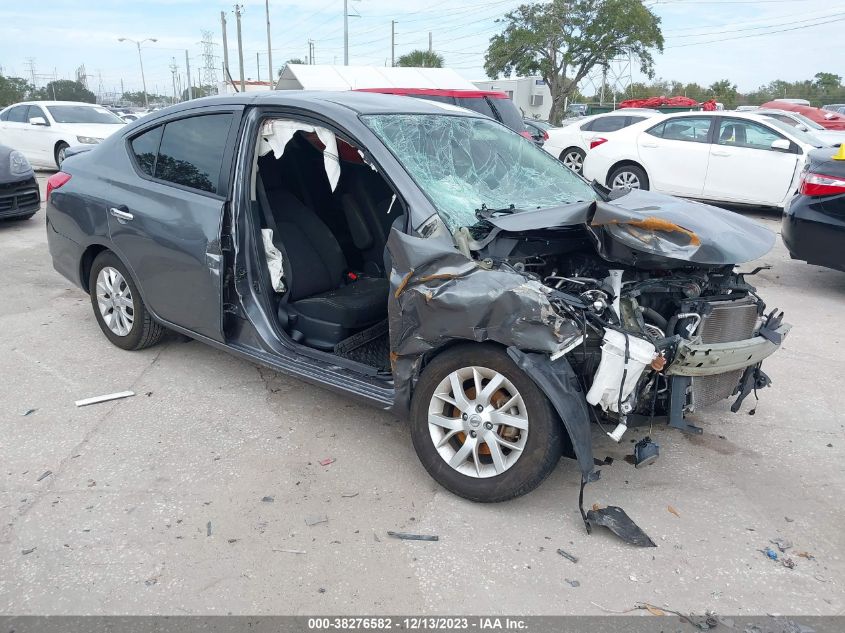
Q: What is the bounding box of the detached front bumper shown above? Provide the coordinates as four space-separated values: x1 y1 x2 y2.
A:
665 322 791 377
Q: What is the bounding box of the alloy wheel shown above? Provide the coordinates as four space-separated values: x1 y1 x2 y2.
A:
427 365 529 478
562 151 584 173
96 266 135 336
611 171 641 190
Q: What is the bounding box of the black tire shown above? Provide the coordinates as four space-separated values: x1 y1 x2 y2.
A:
55 142 70 169
560 147 586 174
410 344 563 503
88 251 165 351
608 164 649 191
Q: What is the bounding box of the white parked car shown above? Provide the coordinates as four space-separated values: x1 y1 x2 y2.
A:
0 101 126 169
543 109 662 173
582 112 821 208
755 108 845 146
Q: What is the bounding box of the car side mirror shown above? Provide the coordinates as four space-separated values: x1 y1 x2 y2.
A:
770 138 792 153
29 116 47 126
798 124 809 132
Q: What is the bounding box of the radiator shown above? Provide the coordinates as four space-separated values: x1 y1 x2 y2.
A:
692 298 759 408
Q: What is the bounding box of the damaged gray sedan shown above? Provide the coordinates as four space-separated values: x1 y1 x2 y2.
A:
46 92 789 532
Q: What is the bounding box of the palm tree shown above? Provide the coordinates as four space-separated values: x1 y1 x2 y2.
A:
396 50 444 68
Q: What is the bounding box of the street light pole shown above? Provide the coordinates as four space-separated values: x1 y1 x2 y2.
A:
343 0 348 66
119 37 158 108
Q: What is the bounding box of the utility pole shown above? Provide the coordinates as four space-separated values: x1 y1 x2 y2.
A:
235 4 245 92
309 40 315 66
185 49 193 100
428 32 432 54
118 37 157 108
343 0 349 65
256 52 260 81
391 21 395 67
265 0 273 86
221 11 230 85
170 57 179 104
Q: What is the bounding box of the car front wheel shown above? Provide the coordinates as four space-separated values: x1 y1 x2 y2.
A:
88 251 165 351
410 345 563 503
608 164 649 191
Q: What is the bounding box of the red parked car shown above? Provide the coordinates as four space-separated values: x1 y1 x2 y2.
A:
761 100 845 131
357 87 531 139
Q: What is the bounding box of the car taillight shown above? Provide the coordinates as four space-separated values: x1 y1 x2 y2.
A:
46 171 72 200
800 171 845 196
542 130 549 141
590 137 608 150
520 130 534 140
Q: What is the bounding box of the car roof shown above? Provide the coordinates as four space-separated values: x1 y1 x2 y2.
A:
755 109 798 117
146 90 487 118
9 101 108 107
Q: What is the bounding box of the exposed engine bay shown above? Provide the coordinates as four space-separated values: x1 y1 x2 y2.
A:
464 199 790 440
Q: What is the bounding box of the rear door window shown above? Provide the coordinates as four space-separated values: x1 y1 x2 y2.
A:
455 96 497 119
7 105 29 123
647 117 713 143
154 114 234 194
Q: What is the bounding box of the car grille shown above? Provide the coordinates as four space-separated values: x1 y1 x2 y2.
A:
692 298 759 408
0 188 39 215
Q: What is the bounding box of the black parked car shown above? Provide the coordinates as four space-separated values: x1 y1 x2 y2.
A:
0 144 40 220
782 147 845 272
46 92 790 531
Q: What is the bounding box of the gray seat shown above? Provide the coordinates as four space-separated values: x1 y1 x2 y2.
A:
257 177 388 350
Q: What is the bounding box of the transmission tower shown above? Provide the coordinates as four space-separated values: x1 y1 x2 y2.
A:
584 52 634 106
200 30 219 93
24 58 37 87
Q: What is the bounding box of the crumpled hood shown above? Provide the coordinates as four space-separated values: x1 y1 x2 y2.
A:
485 189 775 266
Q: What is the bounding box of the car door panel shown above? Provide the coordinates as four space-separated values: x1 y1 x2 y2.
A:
703 118 800 206
105 111 239 342
638 117 714 196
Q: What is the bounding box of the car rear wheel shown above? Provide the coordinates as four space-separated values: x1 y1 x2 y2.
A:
608 164 649 191
55 142 69 169
560 148 585 173
410 345 563 502
88 251 165 351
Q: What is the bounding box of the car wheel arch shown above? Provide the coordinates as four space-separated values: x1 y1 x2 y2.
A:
54 140 71 166
559 146 585 161
79 244 110 293
606 159 649 187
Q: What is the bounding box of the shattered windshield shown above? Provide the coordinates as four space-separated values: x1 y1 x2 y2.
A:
363 114 596 230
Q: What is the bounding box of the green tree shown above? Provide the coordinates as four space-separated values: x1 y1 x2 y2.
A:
485 0 663 124
814 72 841 94
396 50 444 68
0 75 33 107
709 79 738 108
180 85 215 101
33 80 95 103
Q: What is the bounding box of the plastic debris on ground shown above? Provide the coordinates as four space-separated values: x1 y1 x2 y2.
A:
386 531 439 541
206 521 212 536
273 548 306 554
305 514 328 526
633 436 660 468
21 408 36 416
585 504 656 547
318 457 335 466
564 578 580 587
556 548 578 563
75 390 135 407
261 496 274 502
763 547 778 560
36 471 52 482
667 505 681 518
771 537 793 552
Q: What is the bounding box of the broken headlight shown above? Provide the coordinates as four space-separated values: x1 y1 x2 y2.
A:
604 217 700 259
9 150 31 176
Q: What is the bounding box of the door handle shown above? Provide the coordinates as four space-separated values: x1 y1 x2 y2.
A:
109 207 134 222
640 142 658 148
711 150 731 157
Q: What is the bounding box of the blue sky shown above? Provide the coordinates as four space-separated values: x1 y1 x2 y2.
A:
0 0 842 98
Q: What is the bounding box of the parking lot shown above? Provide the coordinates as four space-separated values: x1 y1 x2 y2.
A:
0 172 843 616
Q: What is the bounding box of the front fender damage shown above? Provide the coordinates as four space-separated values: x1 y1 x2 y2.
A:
387 228 654 546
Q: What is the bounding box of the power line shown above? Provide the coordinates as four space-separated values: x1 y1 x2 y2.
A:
666 14 845 48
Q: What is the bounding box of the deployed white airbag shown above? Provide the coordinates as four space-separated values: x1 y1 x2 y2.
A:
261 228 286 293
259 119 340 191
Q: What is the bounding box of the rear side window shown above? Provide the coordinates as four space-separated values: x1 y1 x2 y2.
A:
130 125 164 176
584 116 627 132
